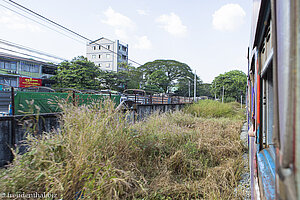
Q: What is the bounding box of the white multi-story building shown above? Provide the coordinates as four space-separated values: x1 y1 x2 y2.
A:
86 37 128 72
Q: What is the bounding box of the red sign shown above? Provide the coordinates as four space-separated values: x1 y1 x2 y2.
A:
19 77 42 88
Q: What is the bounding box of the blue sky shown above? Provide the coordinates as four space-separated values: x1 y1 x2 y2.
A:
0 0 251 83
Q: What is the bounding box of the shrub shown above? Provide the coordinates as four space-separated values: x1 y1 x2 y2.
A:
0 100 246 199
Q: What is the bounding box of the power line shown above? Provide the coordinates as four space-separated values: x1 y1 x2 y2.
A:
3 0 143 66
4 0 91 42
0 39 67 61
0 3 87 45
0 47 57 63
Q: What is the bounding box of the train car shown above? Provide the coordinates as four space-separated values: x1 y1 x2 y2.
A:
247 0 299 199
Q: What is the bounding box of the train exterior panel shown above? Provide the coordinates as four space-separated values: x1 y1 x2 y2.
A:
247 0 299 199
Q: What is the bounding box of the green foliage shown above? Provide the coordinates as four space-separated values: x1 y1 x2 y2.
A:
185 100 245 120
116 63 142 90
142 84 164 93
52 56 101 90
139 59 199 93
52 58 142 92
198 83 212 97
147 69 169 92
210 70 247 102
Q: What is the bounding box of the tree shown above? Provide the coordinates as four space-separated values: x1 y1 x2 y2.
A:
139 59 197 93
147 69 169 92
97 63 142 92
198 83 213 98
52 56 101 90
98 70 118 90
210 70 247 102
116 63 142 90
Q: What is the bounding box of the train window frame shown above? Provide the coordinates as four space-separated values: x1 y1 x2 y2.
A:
261 63 274 147
259 16 274 149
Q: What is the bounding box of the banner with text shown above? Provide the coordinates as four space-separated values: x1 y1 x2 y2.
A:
19 77 42 88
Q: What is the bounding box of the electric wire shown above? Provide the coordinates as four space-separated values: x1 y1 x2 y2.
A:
0 39 67 61
0 3 87 45
3 0 143 66
5 0 91 42
0 47 57 63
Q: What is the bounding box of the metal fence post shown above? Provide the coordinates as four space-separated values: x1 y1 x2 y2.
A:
11 86 15 115
10 86 15 159
72 91 75 106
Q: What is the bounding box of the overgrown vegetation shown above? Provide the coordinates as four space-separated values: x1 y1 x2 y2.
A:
185 100 245 120
0 100 246 199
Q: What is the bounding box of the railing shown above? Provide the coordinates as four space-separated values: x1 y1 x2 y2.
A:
122 94 194 105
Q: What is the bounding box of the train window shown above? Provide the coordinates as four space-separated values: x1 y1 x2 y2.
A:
262 62 273 147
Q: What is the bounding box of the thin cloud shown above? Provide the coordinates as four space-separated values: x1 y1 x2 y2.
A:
137 9 148 16
156 13 187 37
102 7 135 29
212 4 246 31
102 7 136 40
0 10 42 32
134 36 152 50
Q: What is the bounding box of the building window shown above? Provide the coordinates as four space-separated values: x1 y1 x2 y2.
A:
4 62 11 69
107 45 110 50
10 79 17 87
0 77 17 87
0 61 4 69
20 62 29 72
0 61 17 70
122 46 127 52
122 55 127 60
92 55 96 59
30 65 39 73
42 66 56 75
10 63 17 70
106 63 110 68
99 55 101 59
20 62 39 73
106 54 110 59
99 45 101 50
93 46 96 50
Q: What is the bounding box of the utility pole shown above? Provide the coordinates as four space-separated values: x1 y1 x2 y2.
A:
194 70 196 102
222 85 224 103
188 80 191 98
240 91 243 109
214 81 216 100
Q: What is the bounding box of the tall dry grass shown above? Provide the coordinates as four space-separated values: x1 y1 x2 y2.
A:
0 100 246 199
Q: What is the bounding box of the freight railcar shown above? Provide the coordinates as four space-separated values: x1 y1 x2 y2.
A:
247 0 299 199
